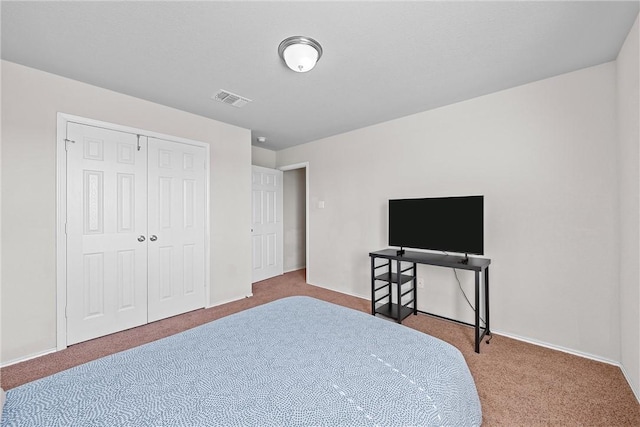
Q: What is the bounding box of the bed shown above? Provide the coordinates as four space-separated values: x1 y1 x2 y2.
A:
1 296 481 426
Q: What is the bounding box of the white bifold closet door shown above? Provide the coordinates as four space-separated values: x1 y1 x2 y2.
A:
66 123 205 345
147 137 206 322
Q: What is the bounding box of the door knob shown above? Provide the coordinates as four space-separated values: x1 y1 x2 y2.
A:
138 235 146 242
150 235 158 242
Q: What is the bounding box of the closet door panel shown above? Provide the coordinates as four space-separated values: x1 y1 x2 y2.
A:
147 138 206 322
66 123 148 345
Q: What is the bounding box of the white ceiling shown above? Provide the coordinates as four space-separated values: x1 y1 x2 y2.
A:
2 1 638 151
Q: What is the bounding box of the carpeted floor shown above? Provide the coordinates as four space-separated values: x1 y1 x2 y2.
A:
2 269 639 425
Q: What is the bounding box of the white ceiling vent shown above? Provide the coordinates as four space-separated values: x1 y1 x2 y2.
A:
212 89 251 108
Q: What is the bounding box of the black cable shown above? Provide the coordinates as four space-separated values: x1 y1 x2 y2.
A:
452 268 486 327
443 251 486 327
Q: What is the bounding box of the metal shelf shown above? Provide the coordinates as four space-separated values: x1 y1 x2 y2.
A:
374 272 414 285
370 257 417 324
374 303 414 322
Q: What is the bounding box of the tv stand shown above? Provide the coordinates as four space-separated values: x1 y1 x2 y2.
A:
369 249 491 353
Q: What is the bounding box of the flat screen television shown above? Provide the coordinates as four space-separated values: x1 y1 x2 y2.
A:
389 195 484 256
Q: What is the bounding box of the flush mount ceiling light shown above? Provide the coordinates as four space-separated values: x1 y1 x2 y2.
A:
278 36 323 73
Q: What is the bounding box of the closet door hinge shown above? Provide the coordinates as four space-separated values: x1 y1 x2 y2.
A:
64 139 75 151
136 135 141 151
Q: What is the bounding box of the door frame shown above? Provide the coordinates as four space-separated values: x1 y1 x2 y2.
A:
56 113 211 350
278 162 310 282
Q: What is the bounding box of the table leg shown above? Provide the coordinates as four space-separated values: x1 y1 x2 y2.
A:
396 259 402 323
413 262 417 315
370 256 375 316
485 266 490 335
475 271 480 353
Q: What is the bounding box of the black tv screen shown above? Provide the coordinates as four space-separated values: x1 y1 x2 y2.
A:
389 196 484 255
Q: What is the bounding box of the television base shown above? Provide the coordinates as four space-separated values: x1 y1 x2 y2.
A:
396 248 405 256
458 253 470 264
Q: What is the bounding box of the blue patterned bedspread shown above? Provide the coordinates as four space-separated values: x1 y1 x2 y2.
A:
2 296 481 426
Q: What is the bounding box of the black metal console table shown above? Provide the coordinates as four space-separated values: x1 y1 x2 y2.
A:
369 249 491 353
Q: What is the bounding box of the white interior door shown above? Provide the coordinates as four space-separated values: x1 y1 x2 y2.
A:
147 137 206 322
66 123 148 345
252 166 283 283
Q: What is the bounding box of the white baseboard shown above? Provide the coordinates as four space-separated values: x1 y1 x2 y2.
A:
306 281 370 301
206 293 253 309
492 328 620 366
619 362 640 404
284 266 306 274
1 347 57 368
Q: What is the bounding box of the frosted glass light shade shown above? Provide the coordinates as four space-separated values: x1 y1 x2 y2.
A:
278 36 323 73
283 44 319 72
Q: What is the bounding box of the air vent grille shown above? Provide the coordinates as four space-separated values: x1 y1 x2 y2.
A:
212 89 251 108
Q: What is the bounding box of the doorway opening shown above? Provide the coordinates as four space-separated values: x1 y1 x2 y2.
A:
280 163 309 281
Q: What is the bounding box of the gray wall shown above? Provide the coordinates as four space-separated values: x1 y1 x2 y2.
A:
251 146 276 169
617 16 640 398
277 61 621 363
